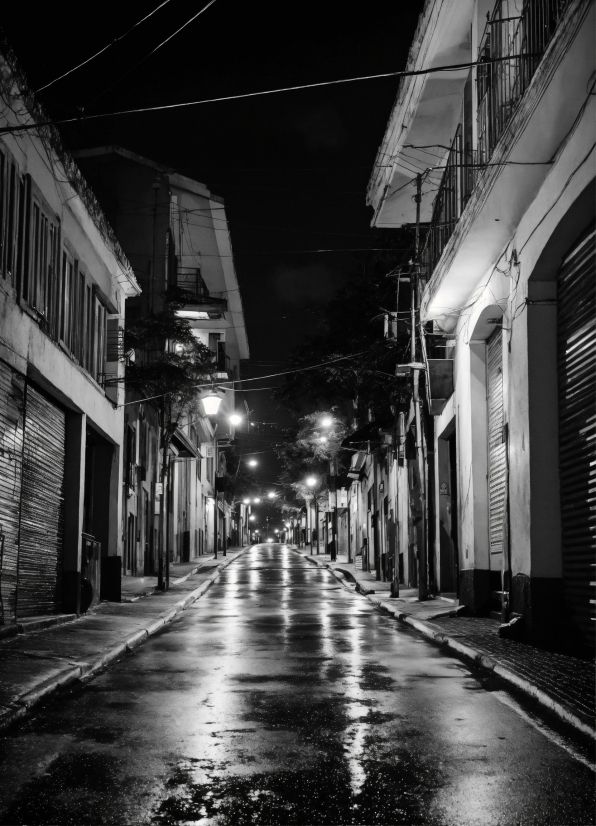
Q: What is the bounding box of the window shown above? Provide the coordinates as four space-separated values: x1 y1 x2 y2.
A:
60 251 73 346
0 151 26 289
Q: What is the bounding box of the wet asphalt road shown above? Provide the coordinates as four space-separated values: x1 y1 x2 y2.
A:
0 545 594 826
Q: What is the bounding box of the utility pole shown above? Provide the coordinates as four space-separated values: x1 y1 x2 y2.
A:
413 173 428 601
315 495 320 555
330 457 338 562
158 398 167 591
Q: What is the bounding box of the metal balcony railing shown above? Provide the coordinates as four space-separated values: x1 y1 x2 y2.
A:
176 268 209 301
477 0 570 163
422 127 482 275
423 0 569 276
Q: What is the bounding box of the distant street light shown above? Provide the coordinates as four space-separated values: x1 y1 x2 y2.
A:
253 497 261 504
267 491 276 499
321 416 333 427
229 413 242 426
248 459 258 467
249 515 255 521
306 476 317 487
243 498 250 505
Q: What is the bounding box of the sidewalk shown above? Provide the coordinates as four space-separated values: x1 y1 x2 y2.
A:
295 548 595 740
0 547 248 733
121 556 221 601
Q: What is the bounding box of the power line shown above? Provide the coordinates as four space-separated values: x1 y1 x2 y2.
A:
120 350 368 407
84 0 220 108
0 54 539 136
34 0 175 93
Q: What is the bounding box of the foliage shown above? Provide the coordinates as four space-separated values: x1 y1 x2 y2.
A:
275 232 414 423
124 298 216 449
275 411 349 503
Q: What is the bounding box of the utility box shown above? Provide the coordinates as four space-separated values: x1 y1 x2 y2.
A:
428 359 454 415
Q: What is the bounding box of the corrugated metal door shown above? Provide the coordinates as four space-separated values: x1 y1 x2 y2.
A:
0 362 25 623
557 226 595 647
17 385 66 617
487 329 506 557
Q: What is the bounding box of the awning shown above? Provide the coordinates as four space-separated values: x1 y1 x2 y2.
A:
171 427 202 459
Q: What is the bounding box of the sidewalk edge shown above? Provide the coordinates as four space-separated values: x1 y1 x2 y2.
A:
0 548 250 733
299 550 596 741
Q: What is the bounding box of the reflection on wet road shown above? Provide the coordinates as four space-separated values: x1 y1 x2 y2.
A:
0 545 594 825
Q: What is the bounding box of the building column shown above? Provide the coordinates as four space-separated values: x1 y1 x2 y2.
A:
62 412 86 615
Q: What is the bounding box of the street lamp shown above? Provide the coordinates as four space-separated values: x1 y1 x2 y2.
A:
243 498 250 505
253 497 261 504
248 459 258 467
267 491 276 499
321 416 333 428
229 413 242 426
202 390 223 417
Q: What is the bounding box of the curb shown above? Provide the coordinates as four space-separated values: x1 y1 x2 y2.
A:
297 550 595 741
0 548 250 732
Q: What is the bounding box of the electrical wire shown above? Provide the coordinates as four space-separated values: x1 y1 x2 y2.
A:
0 54 541 136
119 350 368 407
34 0 175 93
84 0 220 108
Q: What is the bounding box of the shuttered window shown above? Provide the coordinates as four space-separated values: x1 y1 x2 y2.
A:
487 329 506 555
17 385 66 618
557 225 595 648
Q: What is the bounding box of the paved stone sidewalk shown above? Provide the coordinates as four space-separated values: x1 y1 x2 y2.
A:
0 547 248 732
295 547 595 739
430 615 595 723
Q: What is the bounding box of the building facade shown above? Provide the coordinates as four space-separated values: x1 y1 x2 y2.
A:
368 0 595 649
74 147 249 574
0 49 140 622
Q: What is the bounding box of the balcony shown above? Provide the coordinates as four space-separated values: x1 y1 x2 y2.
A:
174 268 227 319
477 0 570 163
423 0 570 277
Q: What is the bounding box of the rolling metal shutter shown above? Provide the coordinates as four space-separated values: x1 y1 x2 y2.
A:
487 330 506 555
17 384 66 617
557 226 595 648
0 362 25 624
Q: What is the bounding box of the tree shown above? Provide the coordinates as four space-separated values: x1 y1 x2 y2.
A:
123 296 216 587
275 232 414 425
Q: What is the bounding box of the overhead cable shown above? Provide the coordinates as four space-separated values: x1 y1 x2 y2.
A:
34 0 175 93
0 54 540 136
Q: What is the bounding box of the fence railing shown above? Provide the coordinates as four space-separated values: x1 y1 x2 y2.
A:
477 0 570 163
423 0 569 276
176 268 209 301
422 127 482 275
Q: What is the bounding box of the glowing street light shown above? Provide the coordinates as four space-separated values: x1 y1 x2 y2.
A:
243 498 250 505
202 391 223 417
319 436 327 443
229 413 242 426
306 476 317 488
249 515 255 521
248 459 258 467
267 492 276 499
321 416 333 427
253 497 261 504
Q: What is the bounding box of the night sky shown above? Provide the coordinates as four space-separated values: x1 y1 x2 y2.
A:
2 1 424 484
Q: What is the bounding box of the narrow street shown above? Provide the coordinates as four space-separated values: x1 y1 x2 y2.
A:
0 545 593 826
